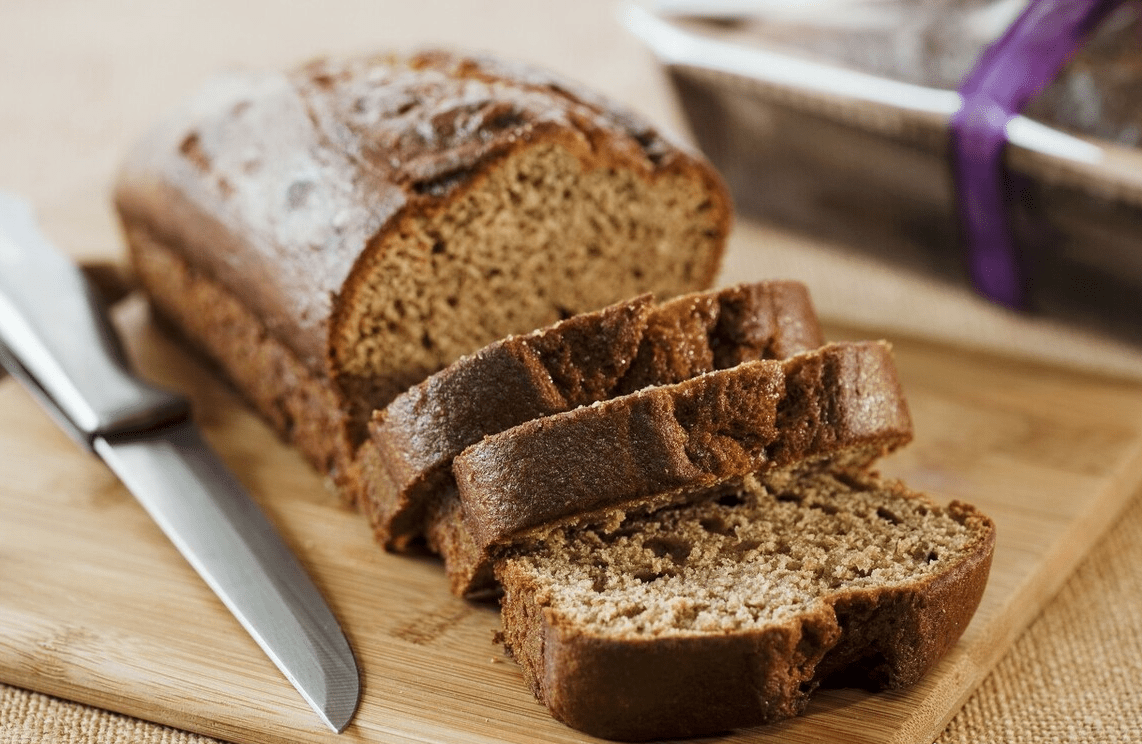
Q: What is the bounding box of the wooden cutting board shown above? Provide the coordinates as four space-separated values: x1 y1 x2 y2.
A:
2 294 1142 744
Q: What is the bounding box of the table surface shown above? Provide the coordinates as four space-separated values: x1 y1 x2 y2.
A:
3 2 1142 743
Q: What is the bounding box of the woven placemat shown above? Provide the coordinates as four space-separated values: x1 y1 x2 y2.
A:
936 484 1142 744
5 479 1141 744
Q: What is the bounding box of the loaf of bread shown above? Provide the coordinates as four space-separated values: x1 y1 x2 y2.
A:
496 467 995 741
114 50 732 492
362 280 823 557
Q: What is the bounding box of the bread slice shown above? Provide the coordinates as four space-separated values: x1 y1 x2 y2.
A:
358 293 653 550
114 50 731 493
444 341 913 596
496 467 995 741
362 281 823 553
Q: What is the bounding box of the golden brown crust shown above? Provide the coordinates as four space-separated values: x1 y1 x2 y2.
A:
772 338 913 463
618 280 824 394
531 614 838 740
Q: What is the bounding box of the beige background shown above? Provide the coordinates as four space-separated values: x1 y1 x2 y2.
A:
2 0 1142 741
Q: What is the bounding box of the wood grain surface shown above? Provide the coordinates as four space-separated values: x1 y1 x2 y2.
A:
2 288 1141 744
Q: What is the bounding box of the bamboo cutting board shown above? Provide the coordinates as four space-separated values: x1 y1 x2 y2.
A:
2 294 1142 744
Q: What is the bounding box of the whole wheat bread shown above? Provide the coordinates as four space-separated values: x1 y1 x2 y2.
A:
496 466 995 741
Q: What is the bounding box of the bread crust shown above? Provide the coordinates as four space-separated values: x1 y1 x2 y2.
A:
364 295 653 549
127 227 350 474
496 487 996 741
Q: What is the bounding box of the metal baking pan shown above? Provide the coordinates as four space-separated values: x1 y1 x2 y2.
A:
624 2 1142 344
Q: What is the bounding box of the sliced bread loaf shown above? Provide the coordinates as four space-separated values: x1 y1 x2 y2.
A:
496 467 995 741
115 50 731 492
362 280 823 552
446 341 913 597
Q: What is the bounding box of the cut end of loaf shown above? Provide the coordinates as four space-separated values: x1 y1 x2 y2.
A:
332 139 728 435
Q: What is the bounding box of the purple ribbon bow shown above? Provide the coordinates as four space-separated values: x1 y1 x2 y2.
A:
951 0 1124 308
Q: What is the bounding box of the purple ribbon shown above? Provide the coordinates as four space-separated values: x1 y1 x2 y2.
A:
951 0 1124 308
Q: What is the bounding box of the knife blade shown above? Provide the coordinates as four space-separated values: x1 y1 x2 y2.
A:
0 193 360 733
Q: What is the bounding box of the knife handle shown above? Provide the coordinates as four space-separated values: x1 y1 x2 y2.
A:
0 194 189 446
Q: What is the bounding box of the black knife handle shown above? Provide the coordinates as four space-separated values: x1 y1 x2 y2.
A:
0 194 189 447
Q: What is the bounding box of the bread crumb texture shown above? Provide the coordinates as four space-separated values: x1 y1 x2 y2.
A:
508 468 980 637
335 141 720 414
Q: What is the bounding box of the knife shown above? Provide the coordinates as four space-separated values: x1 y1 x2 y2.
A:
0 193 360 733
